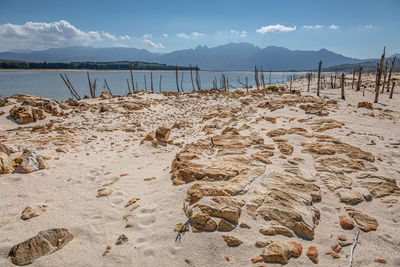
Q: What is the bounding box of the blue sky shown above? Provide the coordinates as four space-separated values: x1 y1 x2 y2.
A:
0 0 399 58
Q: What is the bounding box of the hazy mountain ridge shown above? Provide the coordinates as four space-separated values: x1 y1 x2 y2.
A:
0 42 380 70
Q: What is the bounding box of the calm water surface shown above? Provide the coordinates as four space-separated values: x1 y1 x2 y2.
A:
0 70 307 101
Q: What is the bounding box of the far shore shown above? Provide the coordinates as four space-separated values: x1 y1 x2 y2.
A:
0 69 308 73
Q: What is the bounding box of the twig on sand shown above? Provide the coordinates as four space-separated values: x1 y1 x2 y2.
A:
349 229 360 267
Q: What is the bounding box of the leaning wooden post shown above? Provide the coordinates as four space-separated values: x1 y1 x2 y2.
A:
387 56 396 92
356 67 363 91
389 81 395 99
307 73 311 92
180 72 184 93
351 67 356 89
254 66 259 89
129 64 135 93
195 66 201 90
381 59 388 93
374 47 385 103
317 61 322 97
190 64 195 91
104 79 113 96
150 72 154 92
87 72 94 97
341 73 345 100
126 79 131 94
144 75 147 91
159 75 162 93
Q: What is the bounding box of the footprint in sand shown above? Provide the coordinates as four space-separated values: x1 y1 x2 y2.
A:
109 190 125 206
135 207 157 228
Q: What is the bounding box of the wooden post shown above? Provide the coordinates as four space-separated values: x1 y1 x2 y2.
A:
374 47 385 103
175 65 180 93
307 73 311 92
254 66 259 89
104 79 113 96
144 75 147 91
351 67 355 89
129 65 135 93
150 72 154 92
341 73 345 100
87 72 94 97
180 72 184 93
289 76 293 91
381 59 388 93
387 56 396 92
317 61 322 97
356 67 363 91
195 66 201 90
190 64 195 91
126 79 131 94
60 73 80 100
389 81 395 99
159 75 162 93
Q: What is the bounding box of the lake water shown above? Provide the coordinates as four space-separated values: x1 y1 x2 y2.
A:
0 70 307 101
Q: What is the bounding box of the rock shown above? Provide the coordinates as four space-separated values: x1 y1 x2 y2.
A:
0 152 14 174
100 91 113 99
336 189 364 205
8 228 73 266
155 126 171 144
306 246 318 264
331 243 342 253
339 216 354 229
99 105 111 113
374 258 387 264
320 173 352 192
15 148 46 173
357 102 373 110
223 235 242 247
217 219 236 231
174 223 189 232
21 204 47 220
0 143 19 156
115 234 128 245
239 222 251 229
326 251 340 258
337 235 347 241
345 206 378 232
251 150 273 164
124 197 140 207
259 224 294 237
260 240 300 264
190 213 217 232
278 143 294 156
97 188 113 197
251 255 263 263
255 239 273 248
140 132 158 148
9 105 33 124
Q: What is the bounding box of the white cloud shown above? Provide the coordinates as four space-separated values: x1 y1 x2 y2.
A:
365 24 373 29
162 33 168 38
119 35 130 40
302 25 323 30
256 24 296 34
101 31 117 41
230 30 247 38
329 24 339 30
142 39 164 49
142 33 152 39
177 32 205 39
115 43 129 48
0 20 101 50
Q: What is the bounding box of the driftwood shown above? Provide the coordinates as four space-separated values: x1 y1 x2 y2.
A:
389 81 396 99
195 66 201 90
60 73 80 100
374 47 385 103
386 56 396 92
104 79 113 96
190 64 195 91
180 72 184 93
349 229 360 267
356 66 363 91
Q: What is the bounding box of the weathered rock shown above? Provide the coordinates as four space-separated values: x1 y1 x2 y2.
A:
339 216 354 229
320 173 352 192
251 150 273 164
97 188 113 197
140 132 158 148
0 152 14 174
9 105 33 124
100 91 113 99
259 224 294 237
194 198 242 224
115 234 128 245
15 148 46 173
223 235 242 247
174 223 189 232
345 206 378 232
8 228 73 266
0 143 19 156
21 204 47 220
251 255 263 263
260 240 300 264
336 189 364 205
239 222 251 229
278 143 294 156
299 103 329 116
357 102 373 110
217 219 236 231
306 246 318 264
190 212 217 232
155 126 171 144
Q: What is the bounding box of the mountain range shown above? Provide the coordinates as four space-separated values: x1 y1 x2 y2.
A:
0 42 390 71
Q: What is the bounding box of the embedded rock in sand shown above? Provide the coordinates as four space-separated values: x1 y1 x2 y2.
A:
357 102 373 110
257 172 321 239
0 152 14 174
320 173 352 192
315 157 377 174
8 228 73 266
278 143 294 156
223 235 242 247
251 150 274 164
193 196 244 224
336 189 364 205
339 216 354 229
140 132 158 148
345 206 378 232
97 188 113 197
306 246 319 264
21 204 47 220
355 174 400 198
260 240 301 264
217 219 236 231
299 103 329 116
100 91 113 99
190 212 217 232
9 105 34 124
155 126 171 144
259 224 294 237
15 148 46 173
0 143 19 156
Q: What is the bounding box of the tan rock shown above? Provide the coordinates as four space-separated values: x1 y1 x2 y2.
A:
251 255 263 263
357 102 373 110
259 224 294 237
21 205 47 220
217 219 235 231
239 222 251 229
115 234 128 245
155 126 171 144
251 150 274 164
345 206 378 232
336 189 364 205
260 240 297 264
15 148 46 174
9 105 33 124
174 223 189 232
278 143 294 155
100 91 113 99
339 216 354 229
190 212 217 232
97 188 113 197
0 152 14 174
223 235 242 247
8 228 73 265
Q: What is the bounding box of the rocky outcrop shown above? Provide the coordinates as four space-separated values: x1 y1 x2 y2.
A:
9 106 34 124
15 148 46 173
345 206 378 232
0 152 14 174
223 235 242 247
8 228 73 266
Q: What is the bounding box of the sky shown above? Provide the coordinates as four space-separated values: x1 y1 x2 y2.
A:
0 0 399 59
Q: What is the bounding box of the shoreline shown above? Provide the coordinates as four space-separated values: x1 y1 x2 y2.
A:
0 69 310 73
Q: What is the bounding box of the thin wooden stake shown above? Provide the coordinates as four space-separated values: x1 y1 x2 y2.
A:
317 61 322 97
389 81 396 99
104 79 113 96
349 229 360 267
159 74 162 93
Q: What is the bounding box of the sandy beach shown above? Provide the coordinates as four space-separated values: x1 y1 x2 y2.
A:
0 73 399 266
